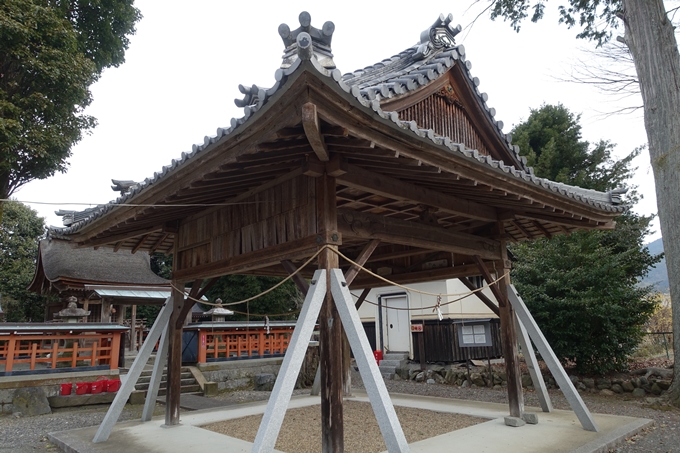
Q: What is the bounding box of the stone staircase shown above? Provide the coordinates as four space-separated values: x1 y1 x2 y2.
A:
378 352 409 379
127 367 202 403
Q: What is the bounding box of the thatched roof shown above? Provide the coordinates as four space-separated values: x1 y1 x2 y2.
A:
29 239 169 294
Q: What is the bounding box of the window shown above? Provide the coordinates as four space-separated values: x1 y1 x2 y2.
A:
457 322 491 347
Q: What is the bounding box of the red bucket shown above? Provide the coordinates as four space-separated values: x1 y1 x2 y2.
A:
91 378 106 394
106 379 121 393
75 382 91 395
60 383 73 396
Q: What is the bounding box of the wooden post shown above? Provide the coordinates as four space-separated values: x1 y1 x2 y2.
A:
129 305 137 352
475 224 524 419
316 173 344 452
102 300 112 323
165 283 185 426
110 331 121 370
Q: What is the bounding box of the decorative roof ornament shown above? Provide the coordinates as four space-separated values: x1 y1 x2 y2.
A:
414 14 462 60
111 179 139 195
279 11 335 69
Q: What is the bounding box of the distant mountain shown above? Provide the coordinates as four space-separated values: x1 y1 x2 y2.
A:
642 238 668 293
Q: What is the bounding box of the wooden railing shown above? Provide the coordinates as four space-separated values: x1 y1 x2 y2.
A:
0 324 128 376
195 325 294 363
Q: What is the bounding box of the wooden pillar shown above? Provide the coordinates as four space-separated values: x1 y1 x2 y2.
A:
117 305 125 324
165 284 185 426
82 300 89 323
316 173 344 452
473 226 523 418
495 226 523 418
129 305 137 352
101 300 112 323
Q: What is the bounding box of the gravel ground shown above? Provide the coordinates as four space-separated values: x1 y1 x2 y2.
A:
203 400 485 453
1 370 679 453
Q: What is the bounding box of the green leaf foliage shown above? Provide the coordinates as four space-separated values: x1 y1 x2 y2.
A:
0 201 53 321
0 0 141 203
490 0 622 46
509 104 660 374
205 275 303 322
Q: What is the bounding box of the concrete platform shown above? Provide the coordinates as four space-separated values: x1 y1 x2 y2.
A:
48 391 652 453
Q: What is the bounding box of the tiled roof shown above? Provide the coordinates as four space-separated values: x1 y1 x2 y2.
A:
50 13 625 239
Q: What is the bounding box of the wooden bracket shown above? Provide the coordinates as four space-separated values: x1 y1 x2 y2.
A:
302 103 329 162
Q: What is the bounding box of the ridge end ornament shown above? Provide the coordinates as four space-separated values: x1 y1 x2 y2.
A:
414 13 462 60
279 12 336 69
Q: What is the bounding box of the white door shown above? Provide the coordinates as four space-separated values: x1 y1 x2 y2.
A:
383 294 410 352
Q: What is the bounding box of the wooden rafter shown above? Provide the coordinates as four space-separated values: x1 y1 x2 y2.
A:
336 161 497 223
131 234 151 254
337 208 501 261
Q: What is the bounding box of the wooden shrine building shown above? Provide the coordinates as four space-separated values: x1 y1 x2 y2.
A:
49 12 625 452
29 239 171 350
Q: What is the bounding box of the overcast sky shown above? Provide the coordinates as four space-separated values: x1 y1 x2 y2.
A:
15 1 659 241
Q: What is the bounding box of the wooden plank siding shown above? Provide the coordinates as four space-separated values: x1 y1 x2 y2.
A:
397 86 490 158
176 175 317 273
412 319 502 363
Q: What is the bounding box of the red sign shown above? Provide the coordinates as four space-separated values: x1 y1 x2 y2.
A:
410 324 423 332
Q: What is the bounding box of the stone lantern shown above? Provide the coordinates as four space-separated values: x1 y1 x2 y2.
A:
203 298 234 322
56 296 90 323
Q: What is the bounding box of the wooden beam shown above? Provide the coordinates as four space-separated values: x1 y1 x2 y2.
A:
281 260 310 293
354 288 371 310
149 233 170 253
458 277 500 316
510 220 533 240
350 262 497 289
79 225 163 249
131 234 150 254
472 255 506 306
302 103 329 162
367 247 434 263
337 209 502 261
516 212 611 229
344 239 381 286
172 235 325 281
195 277 219 300
336 161 497 223
531 220 553 239
174 279 203 329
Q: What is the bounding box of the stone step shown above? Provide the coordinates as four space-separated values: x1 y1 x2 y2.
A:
379 365 397 374
378 359 403 368
156 384 202 396
382 353 409 361
381 372 395 379
137 372 192 384
135 378 197 391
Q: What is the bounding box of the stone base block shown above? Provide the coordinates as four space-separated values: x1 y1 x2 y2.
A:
504 416 526 427
203 382 218 397
522 412 539 424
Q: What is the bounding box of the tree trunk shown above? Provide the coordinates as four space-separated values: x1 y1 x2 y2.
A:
622 0 680 405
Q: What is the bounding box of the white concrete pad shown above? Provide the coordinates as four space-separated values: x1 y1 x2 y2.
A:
49 392 652 453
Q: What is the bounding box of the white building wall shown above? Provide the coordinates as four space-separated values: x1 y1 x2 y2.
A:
355 279 498 321
354 278 499 357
